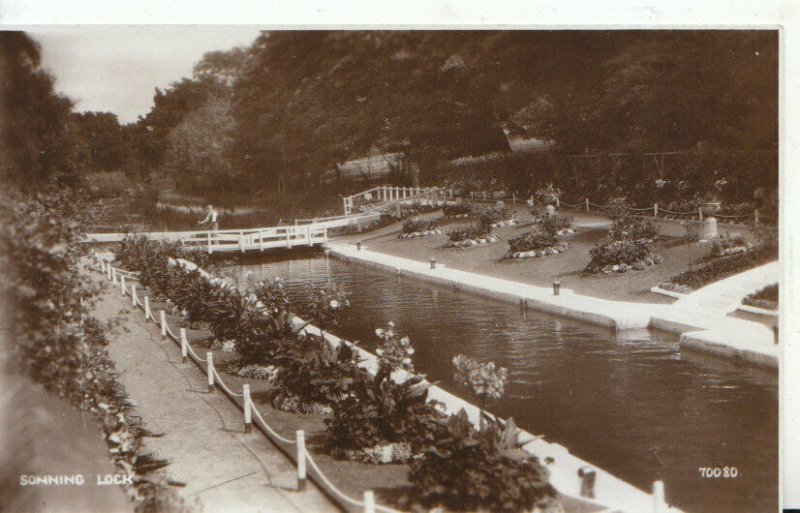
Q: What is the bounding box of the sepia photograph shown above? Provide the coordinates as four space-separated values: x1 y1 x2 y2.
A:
0 11 790 513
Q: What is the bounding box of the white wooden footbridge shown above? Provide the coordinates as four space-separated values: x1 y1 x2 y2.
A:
85 186 455 254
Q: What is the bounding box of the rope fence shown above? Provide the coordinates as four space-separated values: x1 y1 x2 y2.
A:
94 254 390 513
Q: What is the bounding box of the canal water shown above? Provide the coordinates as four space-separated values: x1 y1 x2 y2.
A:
222 254 777 513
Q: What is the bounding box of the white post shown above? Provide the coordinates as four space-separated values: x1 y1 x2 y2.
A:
296 430 307 490
144 296 151 319
754 208 760 225
207 231 212 254
243 384 252 433
131 284 137 306
107 265 112 280
260 230 265 251
180 328 188 363
207 352 214 393
363 491 376 513
654 203 658 218
111 268 117 285
286 228 292 248
240 232 245 253
307 226 312 247
482 191 487 200
652 480 665 513
160 310 167 337
120 274 126 295
556 196 560 207
698 207 703 222
323 227 329 243
586 198 590 211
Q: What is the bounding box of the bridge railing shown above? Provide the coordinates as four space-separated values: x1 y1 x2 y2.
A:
86 224 328 254
343 186 456 215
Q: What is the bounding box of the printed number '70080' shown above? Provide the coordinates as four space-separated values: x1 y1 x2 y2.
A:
698 467 739 478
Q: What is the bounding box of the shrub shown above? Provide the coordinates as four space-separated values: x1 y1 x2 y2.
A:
447 224 491 243
743 283 778 310
508 231 559 252
475 205 511 231
402 216 440 234
443 202 474 217
610 216 658 241
710 232 749 256
586 239 657 273
539 213 573 236
86 170 130 198
296 281 350 332
408 411 557 513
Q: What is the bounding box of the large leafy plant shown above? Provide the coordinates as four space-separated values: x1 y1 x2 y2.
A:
325 323 445 459
408 410 557 513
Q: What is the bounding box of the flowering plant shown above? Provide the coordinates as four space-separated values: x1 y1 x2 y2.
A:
452 354 508 406
374 321 415 373
300 281 350 331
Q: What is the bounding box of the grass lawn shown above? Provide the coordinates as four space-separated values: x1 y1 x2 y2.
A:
344 208 712 304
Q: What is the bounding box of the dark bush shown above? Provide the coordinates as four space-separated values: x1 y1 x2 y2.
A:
508 231 559 252
447 224 490 243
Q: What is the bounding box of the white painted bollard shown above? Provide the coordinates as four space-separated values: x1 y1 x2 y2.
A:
553 280 561 295
430 257 436 269
120 274 126 295
363 490 376 513
111 268 117 284
160 310 167 337
654 203 659 218
652 480 665 513
296 430 307 490
144 296 151 320
356 240 362 251
243 384 252 433
698 207 703 222
585 198 590 211
180 328 188 363
130 284 137 306
207 232 212 254
207 352 214 393
578 466 596 498
107 265 112 280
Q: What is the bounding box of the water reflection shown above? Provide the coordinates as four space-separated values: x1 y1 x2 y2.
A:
224 254 777 513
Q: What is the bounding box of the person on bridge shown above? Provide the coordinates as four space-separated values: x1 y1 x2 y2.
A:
198 205 220 245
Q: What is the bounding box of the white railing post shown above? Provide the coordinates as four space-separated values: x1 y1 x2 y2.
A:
131 284 137 306
143 296 151 319
180 328 188 363
363 491 376 513
307 226 312 247
240 231 245 253
243 384 252 433
107 264 112 280
586 198 590 211
754 208 760 225
207 231 212 254
260 230 265 252
160 310 167 337
111 268 117 285
654 203 658 218
556 196 560 207
323 227 329 243
120 274 126 295
286 228 292 248
698 207 703 222
652 480 665 513
296 430 307 490
207 352 214 393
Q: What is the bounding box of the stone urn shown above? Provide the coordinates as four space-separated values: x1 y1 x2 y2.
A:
701 201 721 217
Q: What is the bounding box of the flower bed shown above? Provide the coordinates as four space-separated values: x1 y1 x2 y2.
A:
742 283 778 311
475 204 514 230
442 202 474 218
400 217 443 238
585 239 661 274
505 231 567 259
659 243 776 293
445 224 498 248
711 232 752 257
